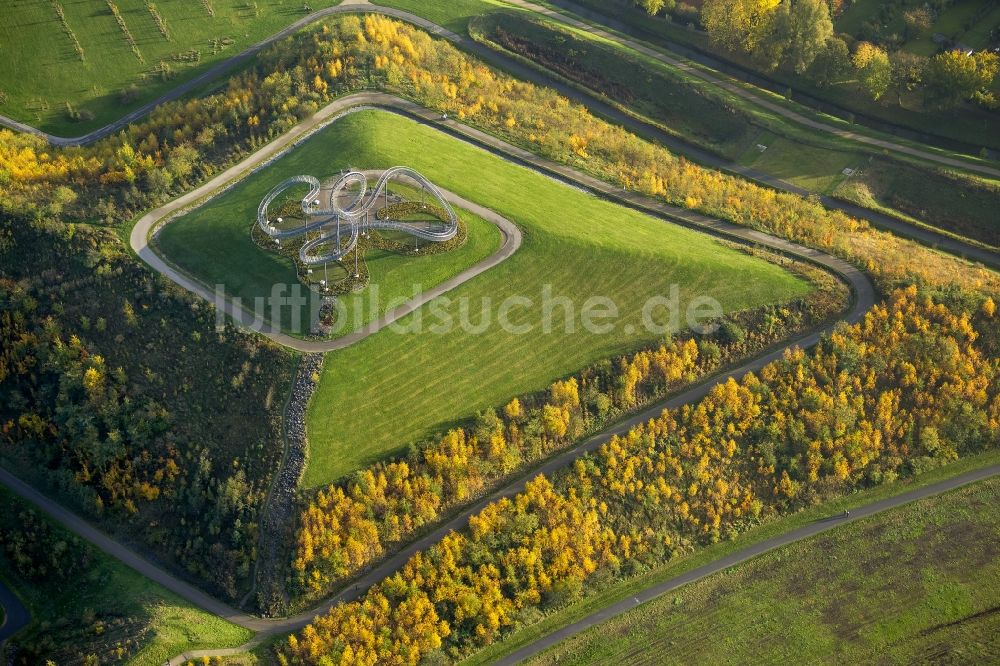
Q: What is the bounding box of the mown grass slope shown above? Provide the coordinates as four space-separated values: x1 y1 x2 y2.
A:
289 110 811 486
0 0 341 134
157 122 503 336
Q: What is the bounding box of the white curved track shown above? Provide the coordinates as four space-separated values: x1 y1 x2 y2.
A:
257 167 459 265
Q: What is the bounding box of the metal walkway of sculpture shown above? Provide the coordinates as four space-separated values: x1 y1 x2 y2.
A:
256 167 459 266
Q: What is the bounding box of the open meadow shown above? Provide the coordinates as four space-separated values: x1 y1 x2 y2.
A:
0 0 341 134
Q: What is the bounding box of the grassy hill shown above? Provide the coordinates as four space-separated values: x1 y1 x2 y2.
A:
157 109 814 486
0 0 340 134
157 145 503 336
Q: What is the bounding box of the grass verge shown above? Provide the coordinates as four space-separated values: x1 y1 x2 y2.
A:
0 487 252 665
0 0 342 134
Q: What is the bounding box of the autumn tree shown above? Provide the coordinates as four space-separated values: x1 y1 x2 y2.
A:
853 41 892 100
636 0 671 16
923 49 1000 109
702 0 781 53
282 288 1000 665
782 0 834 73
889 50 926 104
808 36 851 87
902 7 933 39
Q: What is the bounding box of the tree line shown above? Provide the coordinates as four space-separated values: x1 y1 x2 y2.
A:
3 15 995 300
1 11 998 610
0 217 293 601
635 0 999 109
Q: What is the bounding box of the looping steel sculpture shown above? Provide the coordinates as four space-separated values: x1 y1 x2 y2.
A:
257 167 458 266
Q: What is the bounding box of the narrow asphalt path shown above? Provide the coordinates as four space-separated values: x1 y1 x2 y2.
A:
0 580 30 646
130 100 522 354
497 462 1000 665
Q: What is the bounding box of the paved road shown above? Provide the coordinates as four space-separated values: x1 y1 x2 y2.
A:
0 580 30 646
496 462 1000 665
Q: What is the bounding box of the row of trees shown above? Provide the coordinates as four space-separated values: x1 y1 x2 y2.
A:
698 0 999 107
293 279 843 597
280 287 1000 664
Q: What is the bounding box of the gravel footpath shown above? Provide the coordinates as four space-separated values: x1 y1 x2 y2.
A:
252 353 323 615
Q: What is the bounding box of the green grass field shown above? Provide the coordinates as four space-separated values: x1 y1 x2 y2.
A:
735 133 860 194
157 127 503 336
0 0 341 134
464 449 1000 665
267 110 813 486
524 474 1000 665
0 488 251 665
470 11 757 157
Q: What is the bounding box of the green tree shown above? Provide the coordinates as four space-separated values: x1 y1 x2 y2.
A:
784 0 833 73
923 49 1000 109
808 36 851 87
166 144 199 183
702 0 781 53
888 50 926 104
753 2 791 71
853 41 891 101
636 0 672 16
902 7 933 40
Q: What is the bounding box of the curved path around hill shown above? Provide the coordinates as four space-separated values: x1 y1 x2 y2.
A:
2 91 998 663
130 102 522 354
2 0 995 270
0 2 993 663
8 90 873 644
